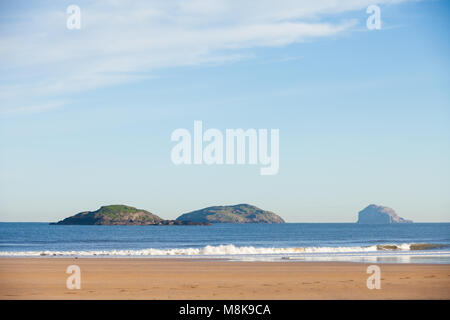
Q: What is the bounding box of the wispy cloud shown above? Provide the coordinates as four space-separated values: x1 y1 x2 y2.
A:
0 101 66 116
0 0 410 115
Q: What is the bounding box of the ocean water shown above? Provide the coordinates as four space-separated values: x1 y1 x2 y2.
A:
0 223 449 264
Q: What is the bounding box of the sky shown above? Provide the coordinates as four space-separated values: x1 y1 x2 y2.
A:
0 0 449 222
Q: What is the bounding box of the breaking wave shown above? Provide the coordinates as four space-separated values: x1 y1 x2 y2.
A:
0 243 447 257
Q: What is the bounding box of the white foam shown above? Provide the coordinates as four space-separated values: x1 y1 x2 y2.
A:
0 243 438 257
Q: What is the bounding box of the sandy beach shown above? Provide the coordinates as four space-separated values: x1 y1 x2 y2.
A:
0 258 449 299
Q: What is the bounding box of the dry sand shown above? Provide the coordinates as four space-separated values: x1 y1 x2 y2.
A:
0 258 449 299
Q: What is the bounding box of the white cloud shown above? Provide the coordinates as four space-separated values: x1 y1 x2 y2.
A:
0 101 65 116
0 0 409 114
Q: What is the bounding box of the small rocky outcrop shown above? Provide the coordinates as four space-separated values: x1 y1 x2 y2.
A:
357 204 413 224
176 204 285 224
51 205 163 225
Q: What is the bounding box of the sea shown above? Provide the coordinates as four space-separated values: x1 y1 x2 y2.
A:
1 222 449 264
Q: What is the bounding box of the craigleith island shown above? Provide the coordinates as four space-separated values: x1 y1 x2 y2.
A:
50 204 285 225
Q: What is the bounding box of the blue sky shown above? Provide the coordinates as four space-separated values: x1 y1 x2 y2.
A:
0 0 449 222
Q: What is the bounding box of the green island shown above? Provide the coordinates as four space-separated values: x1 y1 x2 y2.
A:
50 204 285 225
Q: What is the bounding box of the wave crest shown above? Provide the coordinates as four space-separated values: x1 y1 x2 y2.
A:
0 243 446 257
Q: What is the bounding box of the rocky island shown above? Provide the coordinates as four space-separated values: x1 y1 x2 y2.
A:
176 204 285 224
357 204 413 224
50 205 210 226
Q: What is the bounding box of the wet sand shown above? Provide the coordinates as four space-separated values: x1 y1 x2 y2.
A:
0 258 449 299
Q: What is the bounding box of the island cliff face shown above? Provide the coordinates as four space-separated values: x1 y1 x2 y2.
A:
357 204 413 224
52 205 163 225
51 205 210 226
176 204 285 224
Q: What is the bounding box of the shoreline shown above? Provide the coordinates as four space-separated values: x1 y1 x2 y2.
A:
0 258 449 299
0 255 450 265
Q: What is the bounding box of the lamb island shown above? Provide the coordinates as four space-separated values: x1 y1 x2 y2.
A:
177 203 285 224
50 204 285 225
